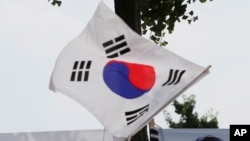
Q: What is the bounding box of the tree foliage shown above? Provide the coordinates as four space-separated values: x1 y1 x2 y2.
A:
48 0 62 6
164 94 218 128
141 0 212 46
49 0 212 46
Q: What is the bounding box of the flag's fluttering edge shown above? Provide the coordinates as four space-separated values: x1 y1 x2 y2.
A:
49 1 210 138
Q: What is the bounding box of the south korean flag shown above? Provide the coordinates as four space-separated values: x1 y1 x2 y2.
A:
49 1 210 139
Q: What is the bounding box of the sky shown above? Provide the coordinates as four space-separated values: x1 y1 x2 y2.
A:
0 0 250 133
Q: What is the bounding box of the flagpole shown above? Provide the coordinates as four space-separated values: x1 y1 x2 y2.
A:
149 119 155 127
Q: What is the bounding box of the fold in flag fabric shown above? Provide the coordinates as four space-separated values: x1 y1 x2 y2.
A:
49 1 210 138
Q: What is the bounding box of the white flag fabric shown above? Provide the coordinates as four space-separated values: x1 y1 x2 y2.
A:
49 1 210 138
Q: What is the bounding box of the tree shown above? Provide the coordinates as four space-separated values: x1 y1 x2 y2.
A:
114 1 148 141
141 0 213 46
49 0 213 46
48 0 62 6
164 94 219 128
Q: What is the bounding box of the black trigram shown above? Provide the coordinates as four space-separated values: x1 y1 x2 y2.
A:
102 35 131 58
70 60 92 82
162 69 186 86
125 104 149 125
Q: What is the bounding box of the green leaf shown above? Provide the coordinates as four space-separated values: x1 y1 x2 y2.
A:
199 0 207 3
142 29 147 35
182 15 188 20
49 0 62 6
189 10 194 16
